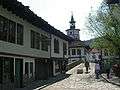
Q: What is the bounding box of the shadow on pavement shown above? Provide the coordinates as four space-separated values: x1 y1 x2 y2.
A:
33 74 71 90
19 74 71 90
85 72 90 74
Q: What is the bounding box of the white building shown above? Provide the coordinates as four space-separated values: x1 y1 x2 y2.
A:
51 34 69 76
66 15 86 64
0 0 71 89
83 39 102 62
84 39 117 62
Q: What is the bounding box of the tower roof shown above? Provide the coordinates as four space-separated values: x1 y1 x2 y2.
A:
69 14 76 23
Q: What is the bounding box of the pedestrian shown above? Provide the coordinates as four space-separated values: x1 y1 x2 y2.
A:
84 60 90 73
95 61 100 79
105 60 111 79
109 68 113 79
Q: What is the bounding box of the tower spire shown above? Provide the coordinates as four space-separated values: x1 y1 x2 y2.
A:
69 13 76 29
70 13 75 23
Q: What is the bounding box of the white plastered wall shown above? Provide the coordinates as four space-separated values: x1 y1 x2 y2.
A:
0 5 50 58
51 34 68 58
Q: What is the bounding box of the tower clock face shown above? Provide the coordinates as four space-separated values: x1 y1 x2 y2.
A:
70 23 75 29
71 23 75 26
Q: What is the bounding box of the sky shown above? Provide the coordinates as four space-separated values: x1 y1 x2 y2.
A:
18 0 103 41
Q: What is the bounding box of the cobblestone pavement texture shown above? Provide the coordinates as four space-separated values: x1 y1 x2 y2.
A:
39 63 120 90
102 73 120 86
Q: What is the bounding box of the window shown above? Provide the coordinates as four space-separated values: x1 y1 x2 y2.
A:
8 20 16 43
0 57 3 83
54 39 59 53
30 62 33 77
63 43 67 55
0 15 24 45
35 32 40 49
31 30 40 49
77 49 81 55
0 16 10 42
3 18 9 41
31 30 35 48
68 50 70 55
41 34 49 51
17 23 23 45
0 57 14 83
72 49 76 55
0 16 8 41
0 15 4 40
25 62 33 78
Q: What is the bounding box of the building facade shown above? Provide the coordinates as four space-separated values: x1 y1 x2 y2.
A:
84 39 118 62
51 34 68 76
87 49 101 62
68 41 86 64
66 15 86 64
0 0 71 89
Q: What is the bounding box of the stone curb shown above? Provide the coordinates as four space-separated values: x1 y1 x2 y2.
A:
101 75 120 87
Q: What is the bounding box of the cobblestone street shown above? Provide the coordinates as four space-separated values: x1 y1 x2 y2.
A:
40 63 120 90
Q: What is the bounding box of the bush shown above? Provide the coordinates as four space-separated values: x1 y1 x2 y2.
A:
112 64 120 77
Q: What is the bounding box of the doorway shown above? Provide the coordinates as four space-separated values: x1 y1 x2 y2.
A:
15 58 23 88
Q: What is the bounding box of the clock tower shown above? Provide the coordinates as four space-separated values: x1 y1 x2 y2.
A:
66 14 80 40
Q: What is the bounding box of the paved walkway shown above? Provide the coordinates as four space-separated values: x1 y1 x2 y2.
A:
101 73 120 86
39 63 120 90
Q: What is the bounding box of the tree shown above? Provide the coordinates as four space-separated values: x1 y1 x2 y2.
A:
87 2 120 59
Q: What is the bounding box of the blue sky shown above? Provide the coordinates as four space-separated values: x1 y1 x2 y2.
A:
18 0 103 41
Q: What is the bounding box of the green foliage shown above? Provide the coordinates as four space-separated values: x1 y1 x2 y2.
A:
87 2 120 56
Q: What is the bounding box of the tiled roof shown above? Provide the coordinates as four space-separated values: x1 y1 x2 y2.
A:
69 40 86 48
0 0 73 41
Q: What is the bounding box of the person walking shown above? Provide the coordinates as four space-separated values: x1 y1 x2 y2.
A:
95 62 100 79
105 61 111 79
84 60 90 73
